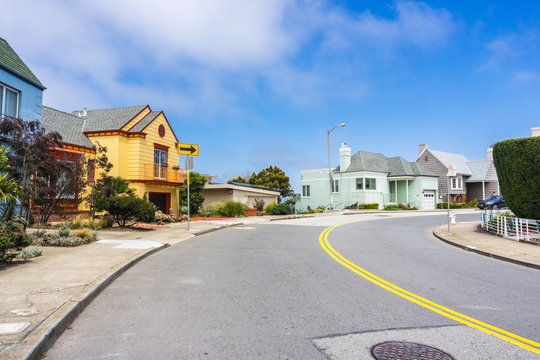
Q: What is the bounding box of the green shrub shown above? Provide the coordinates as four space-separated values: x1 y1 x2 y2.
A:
266 203 291 215
86 218 103 230
438 202 468 209
72 216 84 229
219 201 245 217
493 137 540 220
0 221 32 261
383 204 401 210
198 203 224 218
46 236 90 247
361 203 379 209
252 198 266 212
95 196 157 227
265 203 278 214
57 223 71 238
101 215 114 228
467 199 478 208
17 246 42 260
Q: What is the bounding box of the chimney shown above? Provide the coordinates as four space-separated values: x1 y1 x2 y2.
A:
532 127 540 137
487 147 493 161
339 143 351 171
418 143 429 156
81 108 87 117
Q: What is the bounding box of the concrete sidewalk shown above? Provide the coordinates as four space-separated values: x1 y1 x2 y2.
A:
434 221 540 269
0 216 272 360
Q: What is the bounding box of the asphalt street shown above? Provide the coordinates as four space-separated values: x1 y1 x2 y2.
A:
47 214 540 359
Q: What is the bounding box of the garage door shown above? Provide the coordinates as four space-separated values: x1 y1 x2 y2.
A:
423 190 435 210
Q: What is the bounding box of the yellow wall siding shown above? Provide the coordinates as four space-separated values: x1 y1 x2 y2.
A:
140 113 180 169
89 136 122 177
121 106 150 131
126 137 143 180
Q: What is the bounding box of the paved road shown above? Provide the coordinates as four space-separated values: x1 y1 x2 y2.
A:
47 214 540 359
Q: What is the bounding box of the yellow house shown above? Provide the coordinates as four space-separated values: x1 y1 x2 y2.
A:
43 105 183 214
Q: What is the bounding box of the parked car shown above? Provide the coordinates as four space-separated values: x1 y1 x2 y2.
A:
477 195 506 210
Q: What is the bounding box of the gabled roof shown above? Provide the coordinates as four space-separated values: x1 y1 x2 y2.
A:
425 149 472 176
72 105 148 132
0 37 45 89
42 106 95 148
465 160 498 182
128 111 161 133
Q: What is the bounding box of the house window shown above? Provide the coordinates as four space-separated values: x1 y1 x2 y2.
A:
154 147 168 179
365 178 376 190
0 84 19 118
451 177 462 190
331 179 339 193
356 178 363 190
302 184 310 197
87 160 95 182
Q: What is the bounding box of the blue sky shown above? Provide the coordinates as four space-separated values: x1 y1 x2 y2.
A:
3 1 540 192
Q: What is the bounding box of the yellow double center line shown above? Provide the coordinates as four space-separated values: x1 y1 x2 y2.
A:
319 220 540 354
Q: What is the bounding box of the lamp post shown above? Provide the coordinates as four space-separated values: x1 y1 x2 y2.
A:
327 123 346 210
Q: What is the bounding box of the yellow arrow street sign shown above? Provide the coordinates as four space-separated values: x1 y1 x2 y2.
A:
178 143 199 156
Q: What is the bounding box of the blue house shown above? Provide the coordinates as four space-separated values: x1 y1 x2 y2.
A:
0 37 45 122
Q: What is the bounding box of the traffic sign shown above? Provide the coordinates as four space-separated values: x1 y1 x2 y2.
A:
185 157 193 170
178 143 199 156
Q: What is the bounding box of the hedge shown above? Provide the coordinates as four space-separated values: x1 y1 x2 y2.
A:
493 136 540 220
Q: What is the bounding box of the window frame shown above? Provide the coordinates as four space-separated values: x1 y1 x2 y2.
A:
302 184 311 198
356 178 363 190
0 83 20 118
154 145 169 180
365 178 376 190
450 177 463 190
331 179 339 193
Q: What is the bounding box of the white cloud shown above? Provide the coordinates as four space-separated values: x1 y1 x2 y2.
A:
1 0 457 113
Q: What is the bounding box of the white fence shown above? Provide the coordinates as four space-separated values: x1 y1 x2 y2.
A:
480 210 540 242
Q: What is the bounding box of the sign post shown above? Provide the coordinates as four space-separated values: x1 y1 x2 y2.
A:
179 143 198 232
446 164 456 235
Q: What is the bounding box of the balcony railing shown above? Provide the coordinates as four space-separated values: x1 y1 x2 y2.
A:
129 163 183 184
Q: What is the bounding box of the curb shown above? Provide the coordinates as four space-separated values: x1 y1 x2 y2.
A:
25 243 170 360
432 229 540 271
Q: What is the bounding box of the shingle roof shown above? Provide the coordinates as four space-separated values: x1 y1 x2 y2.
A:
426 149 472 176
0 37 44 89
72 105 148 132
344 151 389 172
128 111 161 132
42 106 95 148
338 151 436 177
465 160 498 182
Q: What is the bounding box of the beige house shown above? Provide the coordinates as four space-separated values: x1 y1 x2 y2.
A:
203 183 279 208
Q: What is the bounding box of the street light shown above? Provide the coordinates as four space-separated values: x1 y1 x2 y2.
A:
327 123 346 210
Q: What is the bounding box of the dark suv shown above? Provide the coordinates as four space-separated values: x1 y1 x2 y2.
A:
477 195 506 210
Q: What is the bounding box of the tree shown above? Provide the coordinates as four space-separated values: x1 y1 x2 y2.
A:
179 172 207 215
493 137 540 220
231 166 294 202
0 146 22 222
95 195 156 227
0 117 84 224
227 175 248 184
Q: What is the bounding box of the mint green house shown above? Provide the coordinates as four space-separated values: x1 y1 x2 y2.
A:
297 144 439 211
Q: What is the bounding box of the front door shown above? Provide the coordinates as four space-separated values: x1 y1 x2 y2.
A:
149 193 169 213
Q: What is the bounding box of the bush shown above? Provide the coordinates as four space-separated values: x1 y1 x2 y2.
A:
266 203 291 215
101 215 114 228
252 198 266 212
361 203 379 209
383 204 401 210
219 201 245 217
95 196 157 227
57 223 71 238
493 137 540 220
75 228 95 241
17 246 42 260
46 236 90 247
72 216 84 229
86 218 103 230
0 221 32 261
438 202 468 209
198 203 224 218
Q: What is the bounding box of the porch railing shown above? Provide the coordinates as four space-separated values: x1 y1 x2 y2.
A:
480 210 540 242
